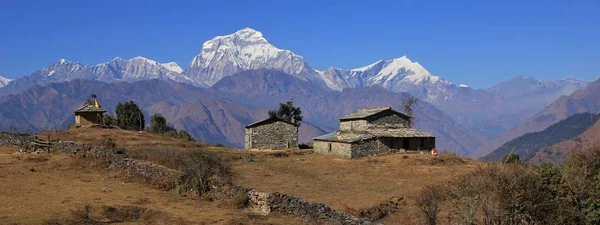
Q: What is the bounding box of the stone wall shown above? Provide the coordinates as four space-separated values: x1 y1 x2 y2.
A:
313 141 352 158
339 120 369 132
351 139 381 158
238 186 380 225
52 141 181 189
247 121 298 149
368 111 409 129
0 132 34 146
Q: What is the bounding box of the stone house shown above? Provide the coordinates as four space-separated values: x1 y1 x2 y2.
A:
74 98 106 127
244 117 299 150
312 107 435 158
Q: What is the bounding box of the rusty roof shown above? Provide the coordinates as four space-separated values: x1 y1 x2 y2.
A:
339 106 410 121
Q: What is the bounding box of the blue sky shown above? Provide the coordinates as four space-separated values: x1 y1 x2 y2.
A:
0 0 598 88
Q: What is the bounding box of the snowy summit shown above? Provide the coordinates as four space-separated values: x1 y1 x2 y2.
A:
0 75 12 88
185 27 324 86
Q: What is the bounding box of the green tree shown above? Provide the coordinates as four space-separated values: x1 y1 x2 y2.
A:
150 113 175 134
268 99 303 126
501 153 521 163
103 114 116 127
115 101 145 131
176 130 195 142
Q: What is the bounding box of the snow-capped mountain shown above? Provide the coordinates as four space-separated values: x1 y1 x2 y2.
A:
31 57 188 83
317 56 476 104
185 28 325 87
0 75 12 88
0 57 192 96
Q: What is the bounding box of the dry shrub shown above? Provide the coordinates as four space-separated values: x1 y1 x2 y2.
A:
125 146 189 170
428 152 469 166
101 137 116 150
416 164 558 225
43 204 188 225
415 184 447 225
359 196 405 221
178 150 234 201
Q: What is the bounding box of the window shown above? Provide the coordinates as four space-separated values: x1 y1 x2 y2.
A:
328 143 332 152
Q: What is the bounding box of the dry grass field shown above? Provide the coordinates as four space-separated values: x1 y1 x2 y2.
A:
27 129 481 224
0 145 302 225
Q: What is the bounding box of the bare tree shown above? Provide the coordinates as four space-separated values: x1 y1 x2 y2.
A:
402 96 417 127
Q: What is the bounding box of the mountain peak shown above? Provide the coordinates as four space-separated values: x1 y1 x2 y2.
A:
161 62 183 73
186 28 322 87
0 75 12 87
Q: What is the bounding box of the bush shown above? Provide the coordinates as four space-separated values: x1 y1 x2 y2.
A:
148 113 195 142
215 143 225 147
178 150 233 200
115 101 145 131
415 184 446 225
501 153 521 164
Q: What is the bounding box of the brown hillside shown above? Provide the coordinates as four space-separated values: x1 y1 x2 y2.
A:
34 128 480 224
0 145 302 225
530 119 600 165
474 78 600 158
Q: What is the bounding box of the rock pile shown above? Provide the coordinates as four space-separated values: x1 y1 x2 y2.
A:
0 132 34 146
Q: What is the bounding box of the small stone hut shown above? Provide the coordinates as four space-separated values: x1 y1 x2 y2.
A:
74 98 106 127
244 117 299 150
312 107 435 158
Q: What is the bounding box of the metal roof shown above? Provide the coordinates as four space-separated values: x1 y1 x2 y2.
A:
339 106 410 121
74 104 106 113
245 117 298 128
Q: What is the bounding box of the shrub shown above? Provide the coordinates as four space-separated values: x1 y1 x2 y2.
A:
415 184 446 225
501 153 521 164
115 101 145 131
215 143 225 147
175 130 195 142
102 137 117 149
178 150 233 200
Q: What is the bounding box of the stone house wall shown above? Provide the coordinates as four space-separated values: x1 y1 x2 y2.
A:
350 138 381 158
246 121 298 149
313 141 352 158
76 112 103 126
339 112 409 132
339 120 368 132
367 111 409 129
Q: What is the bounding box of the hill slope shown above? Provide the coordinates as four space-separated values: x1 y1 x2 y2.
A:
530 118 600 165
474 78 600 157
482 112 600 162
